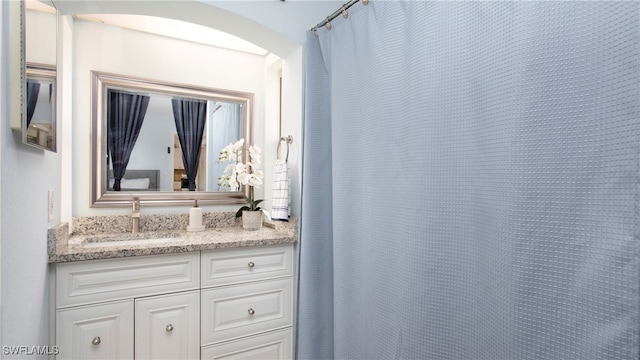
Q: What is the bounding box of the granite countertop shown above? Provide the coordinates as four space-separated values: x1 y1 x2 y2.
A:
48 212 297 263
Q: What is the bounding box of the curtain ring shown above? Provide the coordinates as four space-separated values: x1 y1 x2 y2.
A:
342 7 348 19
313 26 319 37
325 17 332 30
362 0 369 5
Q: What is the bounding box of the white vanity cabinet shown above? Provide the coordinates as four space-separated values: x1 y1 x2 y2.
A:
53 244 295 360
54 252 200 360
200 245 294 359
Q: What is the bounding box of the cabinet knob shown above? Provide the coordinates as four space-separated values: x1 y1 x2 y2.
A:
248 261 255 268
92 336 101 346
166 324 174 332
248 308 255 315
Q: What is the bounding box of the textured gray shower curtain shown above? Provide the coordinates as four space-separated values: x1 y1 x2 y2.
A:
298 2 639 359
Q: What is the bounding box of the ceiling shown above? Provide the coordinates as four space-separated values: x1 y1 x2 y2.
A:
52 0 346 58
73 13 271 56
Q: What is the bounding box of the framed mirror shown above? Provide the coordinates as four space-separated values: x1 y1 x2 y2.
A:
23 0 57 152
91 71 254 207
24 63 56 151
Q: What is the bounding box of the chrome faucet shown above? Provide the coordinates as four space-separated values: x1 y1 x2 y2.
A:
131 199 140 233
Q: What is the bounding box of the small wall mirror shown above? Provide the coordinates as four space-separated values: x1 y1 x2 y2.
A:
24 0 57 152
91 71 254 207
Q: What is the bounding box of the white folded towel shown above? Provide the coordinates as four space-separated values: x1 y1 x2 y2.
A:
271 160 289 221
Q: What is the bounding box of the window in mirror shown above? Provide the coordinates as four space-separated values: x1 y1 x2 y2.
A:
92 71 253 207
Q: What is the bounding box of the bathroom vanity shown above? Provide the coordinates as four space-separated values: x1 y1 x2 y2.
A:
48 213 297 360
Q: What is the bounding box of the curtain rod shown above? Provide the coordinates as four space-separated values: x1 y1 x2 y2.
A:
311 0 368 35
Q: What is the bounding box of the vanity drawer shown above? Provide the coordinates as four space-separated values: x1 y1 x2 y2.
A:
201 278 293 346
56 252 200 308
200 328 292 360
201 245 293 288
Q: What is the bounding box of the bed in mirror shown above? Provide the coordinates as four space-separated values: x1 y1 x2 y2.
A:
91 71 254 207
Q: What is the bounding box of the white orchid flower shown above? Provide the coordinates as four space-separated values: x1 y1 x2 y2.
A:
217 139 264 214
248 172 263 188
232 138 245 151
249 145 262 159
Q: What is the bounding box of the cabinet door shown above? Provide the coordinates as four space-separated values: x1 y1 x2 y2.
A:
201 328 292 360
56 300 133 360
135 291 200 360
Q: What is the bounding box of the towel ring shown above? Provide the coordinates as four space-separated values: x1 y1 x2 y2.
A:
277 135 293 162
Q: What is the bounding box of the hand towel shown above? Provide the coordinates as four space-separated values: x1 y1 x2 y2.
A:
271 159 289 221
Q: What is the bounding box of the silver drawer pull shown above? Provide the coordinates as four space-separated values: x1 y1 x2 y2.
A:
248 261 255 268
92 336 101 346
166 324 174 332
248 308 255 315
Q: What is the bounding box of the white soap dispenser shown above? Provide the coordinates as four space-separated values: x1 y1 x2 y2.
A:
187 200 205 232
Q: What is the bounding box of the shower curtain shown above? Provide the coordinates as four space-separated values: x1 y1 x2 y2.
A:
298 2 639 359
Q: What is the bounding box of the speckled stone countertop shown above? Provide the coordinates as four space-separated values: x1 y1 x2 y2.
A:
48 212 297 263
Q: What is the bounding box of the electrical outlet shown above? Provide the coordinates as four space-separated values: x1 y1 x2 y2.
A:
48 190 54 222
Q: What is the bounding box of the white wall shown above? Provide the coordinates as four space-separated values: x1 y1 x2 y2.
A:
71 19 269 216
280 48 303 218
125 95 175 191
260 49 304 219
1 1 59 354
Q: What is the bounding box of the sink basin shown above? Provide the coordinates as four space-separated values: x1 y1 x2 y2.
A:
81 232 183 248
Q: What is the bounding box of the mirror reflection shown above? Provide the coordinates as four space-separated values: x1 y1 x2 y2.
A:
25 64 56 150
92 71 253 207
105 91 241 192
25 0 56 65
24 0 57 152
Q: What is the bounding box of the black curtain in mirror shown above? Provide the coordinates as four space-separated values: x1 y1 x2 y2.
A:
107 90 150 191
26 81 41 127
172 98 207 191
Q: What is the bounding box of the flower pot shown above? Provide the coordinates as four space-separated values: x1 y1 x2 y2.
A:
242 210 263 231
